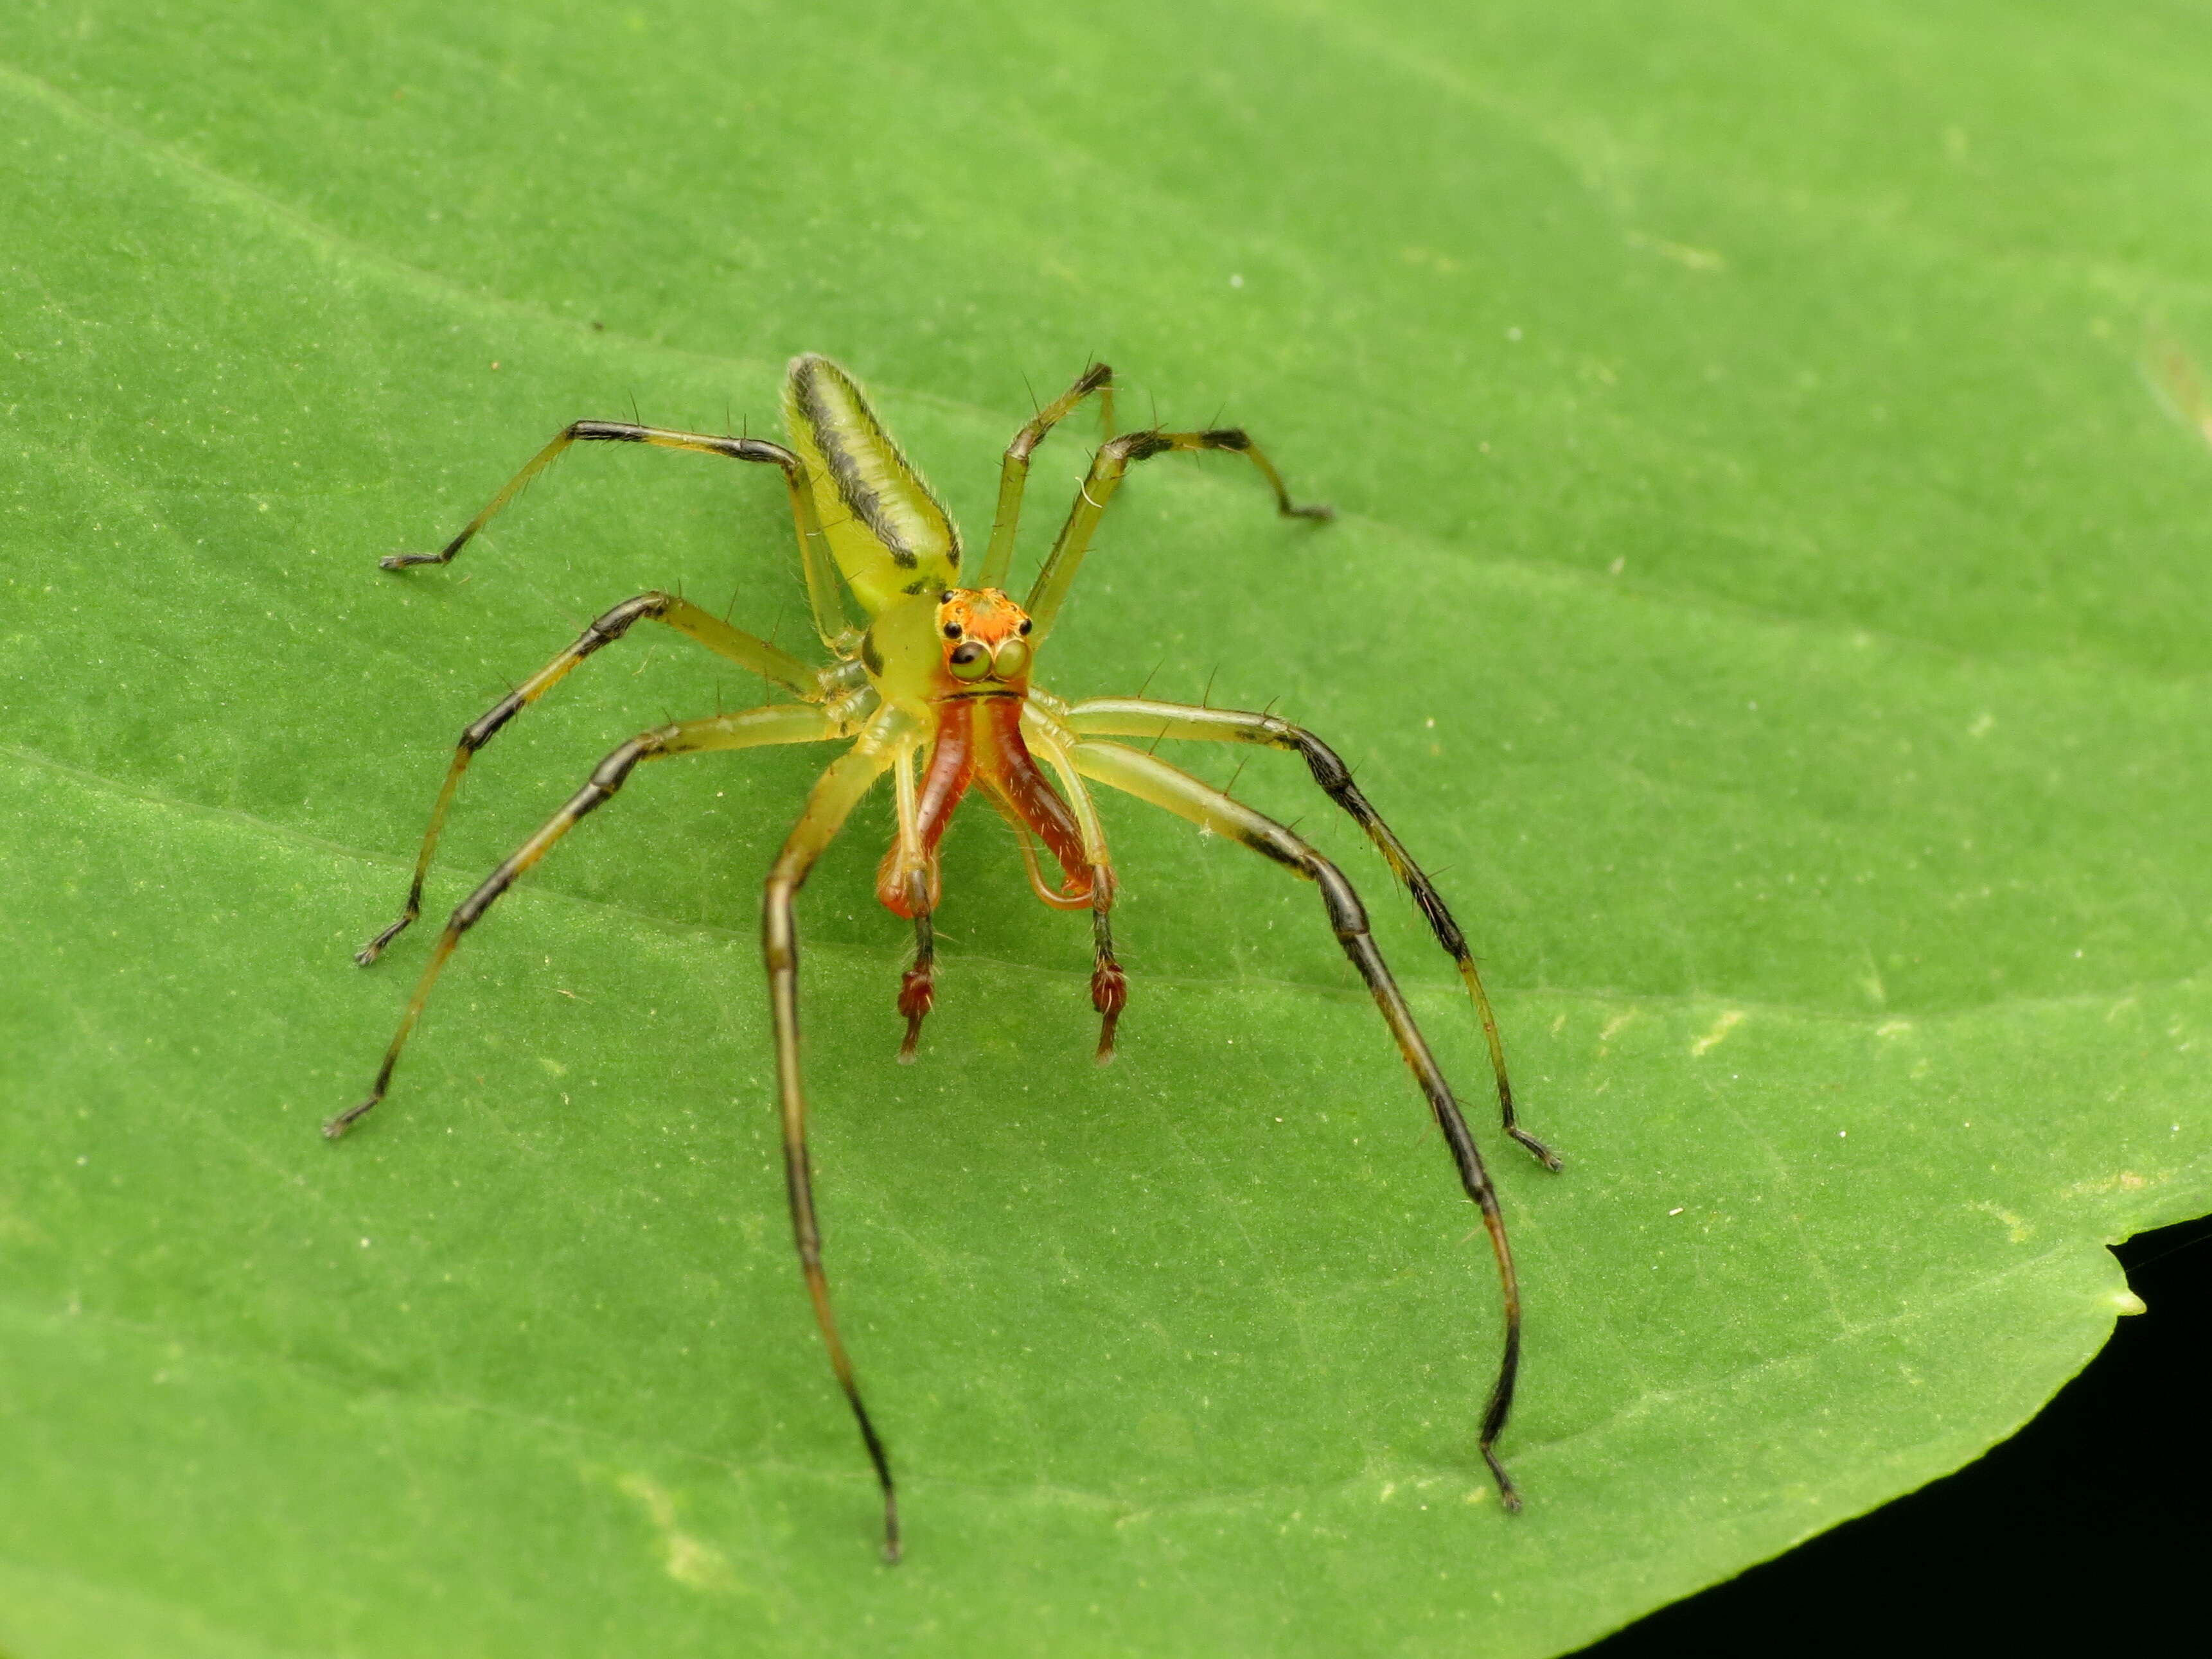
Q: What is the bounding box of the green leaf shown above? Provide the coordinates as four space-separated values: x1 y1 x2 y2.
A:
4 3 2209 1654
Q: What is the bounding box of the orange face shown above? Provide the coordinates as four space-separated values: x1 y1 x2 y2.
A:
935 587 1035 691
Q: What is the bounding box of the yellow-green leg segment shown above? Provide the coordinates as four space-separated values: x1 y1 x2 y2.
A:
976 362 1115 590
1065 698 1559 1170
358 592 826 965
328 703 841 1140
1070 737 1532 1511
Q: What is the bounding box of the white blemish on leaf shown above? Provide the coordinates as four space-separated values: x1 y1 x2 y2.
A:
618 1474 734 1593
1690 1010 1744 1057
1967 1201 2032 1244
1626 230 1726 271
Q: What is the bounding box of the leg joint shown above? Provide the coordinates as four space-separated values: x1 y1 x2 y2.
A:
461 691 526 752
1309 854 1370 938
587 735 659 794
1289 726 1355 794
1108 430 1174 464
585 591 675 646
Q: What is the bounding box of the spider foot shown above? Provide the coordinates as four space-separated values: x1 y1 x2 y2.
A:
1510 1126 1563 1173
355 912 416 967
323 1094 377 1139
1482 1442 1525 1514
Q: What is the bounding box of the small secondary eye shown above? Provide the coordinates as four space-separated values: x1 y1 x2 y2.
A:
942 622 962 638
1018 619 1033 635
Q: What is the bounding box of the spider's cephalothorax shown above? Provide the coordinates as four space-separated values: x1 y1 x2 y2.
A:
330 353 1560 1563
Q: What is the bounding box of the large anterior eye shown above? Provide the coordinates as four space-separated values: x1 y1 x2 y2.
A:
991 638 1029 679
947 641 993 681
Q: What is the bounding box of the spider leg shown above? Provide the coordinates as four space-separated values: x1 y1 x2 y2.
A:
1070 736 1531 1511
976 361 1115 589
327 703 842 1139
1025 427 1332 641
358 593 830 965
763 714 916 1561
384 421 856 649
1064 698 1559 1170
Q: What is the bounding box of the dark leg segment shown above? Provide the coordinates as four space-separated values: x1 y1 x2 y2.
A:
977 361 1115 589
1072 737 1531 1509
359 592 822 965
1065 698 1559 1170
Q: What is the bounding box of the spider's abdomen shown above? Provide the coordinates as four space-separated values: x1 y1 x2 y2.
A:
783 355 962 617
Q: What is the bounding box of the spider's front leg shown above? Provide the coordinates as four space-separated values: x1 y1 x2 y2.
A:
1065 697 1559 1171
975 360 1114 589
1025 425 1332 642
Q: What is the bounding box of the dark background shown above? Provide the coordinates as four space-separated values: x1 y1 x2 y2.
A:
1582 1211 2212 1653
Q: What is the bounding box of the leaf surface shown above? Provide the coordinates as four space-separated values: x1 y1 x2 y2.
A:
3 3 2210 1654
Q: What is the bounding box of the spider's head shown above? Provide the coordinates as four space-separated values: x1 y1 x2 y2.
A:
935 588 1034 692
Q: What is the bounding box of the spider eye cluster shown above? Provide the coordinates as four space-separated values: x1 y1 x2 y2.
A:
937 587 1035 684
